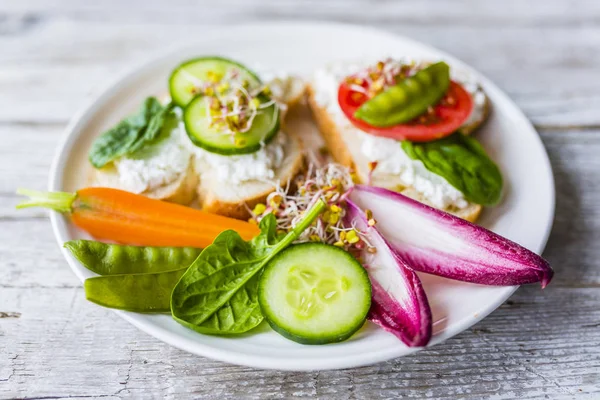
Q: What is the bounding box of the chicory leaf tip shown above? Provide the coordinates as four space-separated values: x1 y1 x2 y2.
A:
344 199 432 347
350 184 553 288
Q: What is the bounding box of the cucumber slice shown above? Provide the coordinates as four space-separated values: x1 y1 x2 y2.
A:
258 243 371 345
184 94 280 155
169 56 261 107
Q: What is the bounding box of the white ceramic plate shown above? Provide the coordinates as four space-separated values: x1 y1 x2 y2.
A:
49 22 554 371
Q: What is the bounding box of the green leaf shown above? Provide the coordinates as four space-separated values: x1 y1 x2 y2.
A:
128 101 177 155
88 97 175 168
401 134 503 206
170 200 326 335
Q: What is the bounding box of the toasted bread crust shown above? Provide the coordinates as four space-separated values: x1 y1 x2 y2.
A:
195 83 308 220
306 85 355 169
284 85 306 110
459 95 491 136
199 194 259 220
149 162 198 204
399 187 482 223
463 206 482 223
307 83 483 223
89 159 198 205
197 133 305 220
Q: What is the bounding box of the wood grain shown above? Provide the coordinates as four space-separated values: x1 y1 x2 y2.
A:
1 287 598 399
1 1 600 399
0 1 600 127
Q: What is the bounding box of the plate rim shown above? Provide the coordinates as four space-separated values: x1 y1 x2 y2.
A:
48 20 555 371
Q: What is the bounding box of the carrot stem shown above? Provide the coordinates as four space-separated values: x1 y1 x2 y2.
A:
16 188 76 213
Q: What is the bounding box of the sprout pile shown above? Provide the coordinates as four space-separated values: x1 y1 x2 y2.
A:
249 163 377 256
345 58 415 98
181 68 275 143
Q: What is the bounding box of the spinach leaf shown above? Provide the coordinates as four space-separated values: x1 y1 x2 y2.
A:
401 134 503 206
88 97 175 168
127 111 179 160
170 200 326 335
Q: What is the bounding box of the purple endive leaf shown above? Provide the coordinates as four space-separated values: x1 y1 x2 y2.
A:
350 185 553 288
345 200 432 347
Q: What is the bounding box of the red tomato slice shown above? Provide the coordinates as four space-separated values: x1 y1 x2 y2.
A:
338 81 474 142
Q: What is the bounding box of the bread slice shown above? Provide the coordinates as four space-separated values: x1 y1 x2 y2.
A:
88 77 307 212
196 132 305 220
90 160 198 205
307 84 482 223
271 76 306 109
194 79 307 220
459 94 491 136
398 187 482 223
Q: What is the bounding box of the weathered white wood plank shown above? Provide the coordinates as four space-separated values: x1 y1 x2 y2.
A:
1 286 598 399
0 2 599 126
2 0 600 26
0 220 75 289
0 124 62 197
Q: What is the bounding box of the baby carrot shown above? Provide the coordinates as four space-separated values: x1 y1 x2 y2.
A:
16 187 260 247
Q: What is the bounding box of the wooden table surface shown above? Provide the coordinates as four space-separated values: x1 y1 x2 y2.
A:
1 1 600 398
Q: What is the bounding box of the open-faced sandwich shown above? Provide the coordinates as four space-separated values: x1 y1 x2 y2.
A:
308 58 502 222
89 57 306 219
88 97 199 205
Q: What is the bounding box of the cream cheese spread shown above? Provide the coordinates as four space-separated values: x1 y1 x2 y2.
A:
110 122 192 194
190 129 286 184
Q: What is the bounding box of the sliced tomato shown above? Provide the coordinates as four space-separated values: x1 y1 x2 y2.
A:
338 81 474 142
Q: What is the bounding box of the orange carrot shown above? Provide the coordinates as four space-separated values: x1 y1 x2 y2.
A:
16 187 260 247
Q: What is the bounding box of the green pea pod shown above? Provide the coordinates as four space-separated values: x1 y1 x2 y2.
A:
401 133 503 206
64 240 202 275
355 62 450 127
85 269 187 312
